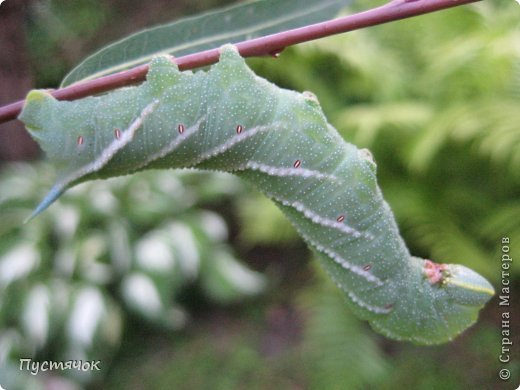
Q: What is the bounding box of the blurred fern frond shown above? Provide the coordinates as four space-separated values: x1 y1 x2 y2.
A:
298 274 390 390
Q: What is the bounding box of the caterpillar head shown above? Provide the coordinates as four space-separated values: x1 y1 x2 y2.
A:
424 260 494 307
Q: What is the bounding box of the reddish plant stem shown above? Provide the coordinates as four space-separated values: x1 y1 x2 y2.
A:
0 0 480 125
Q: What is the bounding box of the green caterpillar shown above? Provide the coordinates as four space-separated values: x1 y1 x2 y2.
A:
19 45 494 344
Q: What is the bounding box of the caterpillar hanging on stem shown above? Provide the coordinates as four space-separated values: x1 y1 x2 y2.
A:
19 45 494 345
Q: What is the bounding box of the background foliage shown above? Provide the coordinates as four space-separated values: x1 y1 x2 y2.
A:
0 0 518 389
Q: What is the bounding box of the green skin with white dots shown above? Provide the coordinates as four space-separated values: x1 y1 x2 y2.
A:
19 45 494 345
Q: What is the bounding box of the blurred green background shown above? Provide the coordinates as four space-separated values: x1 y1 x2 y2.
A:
0 0 518 389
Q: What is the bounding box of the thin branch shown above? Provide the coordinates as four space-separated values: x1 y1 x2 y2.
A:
0 0 480 125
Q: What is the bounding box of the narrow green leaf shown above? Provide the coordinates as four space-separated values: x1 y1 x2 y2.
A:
61 0 350 87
